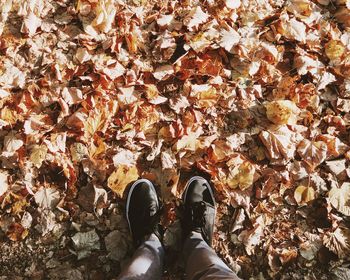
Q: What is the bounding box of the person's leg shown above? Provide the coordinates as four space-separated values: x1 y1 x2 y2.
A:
184 231 240 280
118 233 164 280
181 176 241 280
117 179 164 280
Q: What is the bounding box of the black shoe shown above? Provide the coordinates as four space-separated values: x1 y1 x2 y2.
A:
182 176 216 246
126 179 163 247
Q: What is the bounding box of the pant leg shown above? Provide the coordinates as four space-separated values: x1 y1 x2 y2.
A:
117 233 164 280
184 231 241 280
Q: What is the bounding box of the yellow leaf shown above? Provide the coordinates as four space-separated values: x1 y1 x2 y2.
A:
30 145 48 168
107 165 139 198
145 84 159 100
294 185 315 205
325 40 345 61
12 198 29 215
227 156 255 190
126 32 138 54
265 100 300 125
89 138 107 159
0 106 18 125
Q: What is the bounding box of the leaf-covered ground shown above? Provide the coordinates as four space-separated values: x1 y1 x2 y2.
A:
1 0 350 279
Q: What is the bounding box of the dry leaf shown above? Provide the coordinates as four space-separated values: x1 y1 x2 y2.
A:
326 159 346 176
2 133 23 156
323 227 350 257
107 165 139 198
113 149 139 167
70 143 88 162
30 144 48 168
219 27 240 53
0 171 8 197
259 125 300 161
153 65 174 80
225 0 241 9
265 100 300 125
72 230 100 260
297 139 328 169
184 6 209 31
238 216 265 255
76 48 91 64
325 40 345 61
294 185 315 205
329 183 350 216
21 12 41 36
34 187 60 210
104 230 129 261
226 154 256 190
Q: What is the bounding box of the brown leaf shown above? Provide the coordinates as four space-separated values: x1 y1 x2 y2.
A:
297 139 327 169
323 227 350 257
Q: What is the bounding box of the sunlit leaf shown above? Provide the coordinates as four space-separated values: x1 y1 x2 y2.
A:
107 165 139 198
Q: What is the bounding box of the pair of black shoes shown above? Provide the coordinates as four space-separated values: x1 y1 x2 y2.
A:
126 176 216 247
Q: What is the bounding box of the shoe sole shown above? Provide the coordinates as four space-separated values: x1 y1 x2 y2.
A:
125 179 159 235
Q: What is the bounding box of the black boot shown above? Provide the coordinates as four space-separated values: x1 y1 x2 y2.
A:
182 176 216 246
126 179 163 247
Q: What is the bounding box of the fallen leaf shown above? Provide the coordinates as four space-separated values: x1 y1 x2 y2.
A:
2 133 23 156
113 149 139 167
294 185 315 205
184 6 209 31
76 48 91 64
0 171 8 197
226 154 256 190
329 183 350 216
34 187 60 210
323 227 350 257
30 144 48 168
21 12 41 36
325 40 345 61
219 27 240 53
238 216 265 255
70 143 89 162
153 65 174 80
107 165 139 198
259 125 300 161
72 230 101 260
265 100 300 125
104 230 129 261
225 0 241 9
7 223 28 241
297 139 328 169
326 159 346 176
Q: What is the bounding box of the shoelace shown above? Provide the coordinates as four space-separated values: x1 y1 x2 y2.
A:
190 201 207 229
145 206 163 238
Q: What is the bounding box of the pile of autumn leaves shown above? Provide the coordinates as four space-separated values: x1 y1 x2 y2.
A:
0 0 350 277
